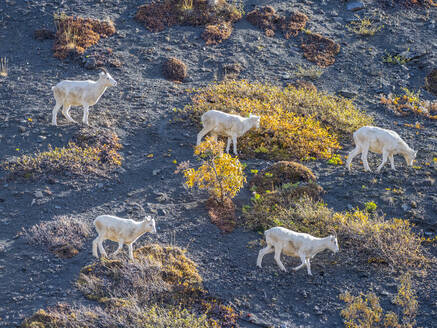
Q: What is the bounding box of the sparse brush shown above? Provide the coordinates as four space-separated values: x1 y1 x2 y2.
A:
380 88 437 119
22 303 216 328
1 130 122 179
293 64 324 80
24 215 92 258
77 244 203 306
244 195 430 272
0 57 7 77
340 273 418 328
346 15 383 36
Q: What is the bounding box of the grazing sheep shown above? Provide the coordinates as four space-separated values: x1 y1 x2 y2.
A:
51 68 117 126
196 110 260 155
346 126 417 173
257 227 339 276
92 215 156 260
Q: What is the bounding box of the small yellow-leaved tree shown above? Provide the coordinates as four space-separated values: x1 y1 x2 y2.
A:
180 137 246 204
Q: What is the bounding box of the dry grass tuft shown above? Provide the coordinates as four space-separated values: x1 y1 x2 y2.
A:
163 57 188 82
202 21 233 45
53 13 116 59
135 0 242 44
185 80 372 160
24 215 92 258
246 6 307 39
2 129 122 179
300 32 341 67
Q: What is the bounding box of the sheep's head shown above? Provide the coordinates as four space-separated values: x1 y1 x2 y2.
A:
329 235 339 254
249 114 261 129
404 149 417 167
99 68 117 87
143 216 157 234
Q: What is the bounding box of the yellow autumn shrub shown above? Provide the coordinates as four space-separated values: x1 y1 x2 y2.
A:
181 137 246 203
184 80 371 160
340 273 418 328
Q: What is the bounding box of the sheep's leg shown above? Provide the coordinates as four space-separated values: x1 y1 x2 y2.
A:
196 127 212 146
92 237 99 258
305 258 312 276
346 146 361 172
293 254 306 272
361 144 371 172
389 154 396 170
274 247 287 272
82 105 90 125
98 238 108 258
256 244 274 268
62 104 76 123
376 150 389 173
52 101 62 126
112 240 124 257
231 135 238 155
127 243 134 260
226 137 232 153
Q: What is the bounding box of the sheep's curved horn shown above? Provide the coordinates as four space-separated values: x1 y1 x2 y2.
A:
99 67 108 74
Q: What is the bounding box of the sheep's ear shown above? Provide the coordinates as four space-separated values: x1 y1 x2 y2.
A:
414 150 417 157
99 71 105 76
145 216 152 221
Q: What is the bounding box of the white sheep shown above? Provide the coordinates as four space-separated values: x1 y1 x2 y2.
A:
346 126 417 173
196 110 260 155
257 227 339 276
51 68 117 126
92 215 156 260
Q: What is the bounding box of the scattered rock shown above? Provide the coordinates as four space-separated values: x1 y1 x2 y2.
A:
83 57 97 70
346 1 365 11
18 126 26 133
425 68 437 97
34 191 44 198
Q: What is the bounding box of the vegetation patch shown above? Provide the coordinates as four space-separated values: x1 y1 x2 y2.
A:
300 32 341 67
346 15 383 36
244 195 429 272
22 303 216 328
177 138 245 232
135 0 243 45
184 80 372 160
246 6 308 39
163 57 188 82
24 215 92 258
380 88 437 119
340 273 418 328
2 128 122 179
53 13 116 59
77 244 202 305
202 21 233 45
250 161 321 196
